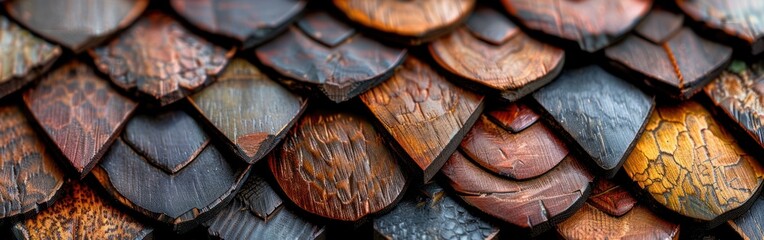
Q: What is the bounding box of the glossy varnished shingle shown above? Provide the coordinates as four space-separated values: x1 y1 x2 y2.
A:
0 16 61 99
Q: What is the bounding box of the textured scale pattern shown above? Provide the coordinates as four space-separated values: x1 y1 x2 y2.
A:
677 0 764 55
361 56 484 182
12 181 153 240
23 61 137 177
270 109 406 222
624 101 764 227
587 180 637 217
557 204 680 240
704 60 764 149
235 173 283 220
90 11 233 106
0 16 61 99
206 199 324 240
731 197 764 240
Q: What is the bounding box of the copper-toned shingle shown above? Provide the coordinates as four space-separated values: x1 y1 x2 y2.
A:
677 0 764 55
0 16 61 100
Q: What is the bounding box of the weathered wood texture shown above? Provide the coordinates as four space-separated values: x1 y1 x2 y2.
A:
587 180 637 217
374 183 499 240
502 0 652 52
92 109 250 232
12 181 153 240
170 0 306 48
605 9 733 100
704 60 764 150
23 60 137 178
269 109 407 222
256 11 406 103
0 16 61 99
486 102 539 133
677 0 764 55
557 204 680 240
4 0 148 52
429 6 564 101
624 101 764 228
533 65 654 178
441 151 593 234
0 104 65 223
360 56 484 183
333 0 475 45
90 11 234 106
731 197 764 240
190 58 307 164
461 104 568 180
204 173 325 240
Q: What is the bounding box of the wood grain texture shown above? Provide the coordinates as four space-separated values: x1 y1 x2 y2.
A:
557 204 680 240
374 183 499 240
92 109 250 232
730 197 764 240
704 60 764 150
0 104 65 223
502 0 652 52
0 16 61 100
441 151 594 234
486 102 540 133
190 58 307 164
460 114 568 180
12 181 153 240
623 101 764 228
256 11 407 103
532 65 654 178
269 109 407 222
90 11 234 106
677 0 764 55
429 6 564 101
605 9 733 100
333 0 475 45
170 0 306 48
4 0 148 52
23 60 137 178
587 179 637 217
360 56 484 183
204 171 325 240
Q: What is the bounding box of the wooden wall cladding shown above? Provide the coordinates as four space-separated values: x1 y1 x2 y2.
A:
461 104 568 180
4 0 148 52
360 56 484 183
730 197 764 240
333 0 475 45
532 65 654 178
677 0 764 55
204 173 325 240
501 0 652 52
89 11 234 106
23 60 138 178
256 11 407 103
189 58 307 164
441 152 593 235
605 9 733 100
0 103 65 223
12 181 153 240
429 6 565 102
623 101 764 228
170 0 306 48
92 109 250 232
374 183 499 240
704 60 764 150
269 108 407 222
0 16 61 100
557 203 680 239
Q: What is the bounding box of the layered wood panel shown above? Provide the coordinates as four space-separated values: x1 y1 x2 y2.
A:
429 6 564 101
502 0 652 52
606 9 733 99
12 181 153 240
269 108 407 222
557 204 680 239
190 58 307 164
23 60 137 178
677 0 764 55
0 16 61 100
170 0 306 48
731 197 764 240
90 11 234 106
532 65 654 178
256 11 407 102
624 101 764 228
360 56 484 182
92 109 250 232
4 0 148 52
